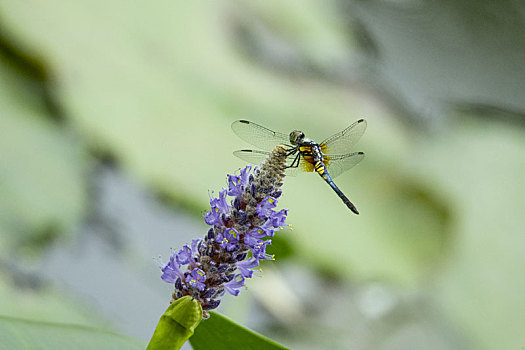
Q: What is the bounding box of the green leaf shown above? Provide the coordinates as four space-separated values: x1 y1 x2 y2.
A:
190 312 288 350
0 315 144 350
147 296 203 350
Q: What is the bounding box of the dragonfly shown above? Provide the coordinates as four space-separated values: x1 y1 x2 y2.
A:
231 119 366 214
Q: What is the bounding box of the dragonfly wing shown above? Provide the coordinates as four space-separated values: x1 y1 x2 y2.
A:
233 149 302 177
320 119 367 155
232 120 291 151
324 152 365 179
233 149 270 165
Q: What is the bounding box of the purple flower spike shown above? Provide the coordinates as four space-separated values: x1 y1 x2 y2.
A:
186 268 207 291
237 258 259 278
216 228 239 252
159 146 289 317
224 274 245 296
257 196 277 218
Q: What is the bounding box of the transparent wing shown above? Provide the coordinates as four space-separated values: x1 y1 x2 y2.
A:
324 152 365 179
320 119 367 155
232 120 291 151
233 149 271 165
233 149 302 177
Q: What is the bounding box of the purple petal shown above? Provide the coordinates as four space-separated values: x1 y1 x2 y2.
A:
186 268 207 291
161 255 184 283
267 209 288 228
237 258 259 278
256 196 277 218
217 189 230 213
245 236 272 260
204 207 222 225
175 245 192 265
216 228 240 252
247 226 273 239
191 239 201 255
224 274 245 296
239 166 251 186
191 268 206 282
227 175 243 196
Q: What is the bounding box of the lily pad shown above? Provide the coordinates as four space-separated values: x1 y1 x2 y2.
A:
0 53 88 253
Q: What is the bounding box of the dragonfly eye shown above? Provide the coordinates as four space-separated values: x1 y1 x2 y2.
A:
290 131 305 145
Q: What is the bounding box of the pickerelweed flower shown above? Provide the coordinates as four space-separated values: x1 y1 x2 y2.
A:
159 145 288 318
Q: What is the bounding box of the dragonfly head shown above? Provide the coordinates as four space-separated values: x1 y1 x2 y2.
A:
289 130 305 145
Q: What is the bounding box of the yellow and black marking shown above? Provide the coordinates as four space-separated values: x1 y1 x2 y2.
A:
314 161 327 178
298 146 315 172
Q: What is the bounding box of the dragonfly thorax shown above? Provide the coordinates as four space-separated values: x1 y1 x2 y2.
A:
300 141 323 163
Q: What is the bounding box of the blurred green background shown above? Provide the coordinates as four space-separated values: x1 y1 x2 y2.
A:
1 1 524 349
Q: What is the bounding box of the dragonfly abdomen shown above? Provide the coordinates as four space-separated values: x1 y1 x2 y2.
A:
316 164 360 215
314 161 326 176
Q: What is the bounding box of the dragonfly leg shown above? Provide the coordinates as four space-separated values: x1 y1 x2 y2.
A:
285 147 298 157
287 153 301 169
